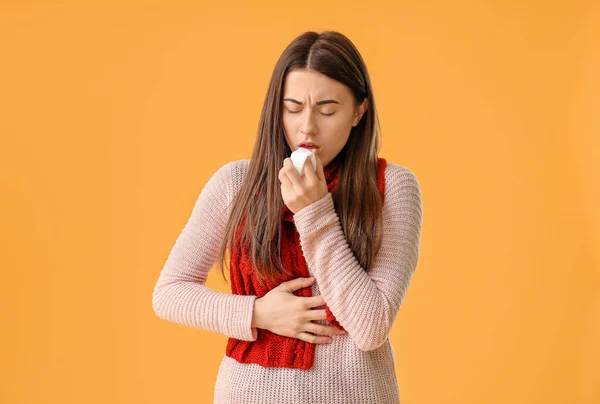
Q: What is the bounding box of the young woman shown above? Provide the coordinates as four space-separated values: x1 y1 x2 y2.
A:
152 30 423 404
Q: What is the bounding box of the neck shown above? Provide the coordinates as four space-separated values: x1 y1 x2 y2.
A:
324 152 343 171
323 155 343 185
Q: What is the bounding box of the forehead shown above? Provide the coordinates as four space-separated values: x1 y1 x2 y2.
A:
283 69 349 99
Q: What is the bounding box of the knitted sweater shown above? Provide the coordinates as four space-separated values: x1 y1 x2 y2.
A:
225 157 386 370
152 159 423 404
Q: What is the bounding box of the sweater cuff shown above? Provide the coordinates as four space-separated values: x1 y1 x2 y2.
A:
233 295 258 341
293 192 338 237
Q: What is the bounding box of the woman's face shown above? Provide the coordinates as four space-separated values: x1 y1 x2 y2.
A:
281 69 368 167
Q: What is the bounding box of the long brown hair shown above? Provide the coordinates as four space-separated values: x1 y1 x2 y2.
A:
215 30 384 287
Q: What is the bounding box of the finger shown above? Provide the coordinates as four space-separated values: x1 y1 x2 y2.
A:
304 322 347 335
278 167 293 191
304 308 327 321
297 332 332 344
283 158 304 191
278 277 315 292
313 152 325 182
303 155 317 183
301 295 326 308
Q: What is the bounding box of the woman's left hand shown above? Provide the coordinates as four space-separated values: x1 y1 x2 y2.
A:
279 152 329 214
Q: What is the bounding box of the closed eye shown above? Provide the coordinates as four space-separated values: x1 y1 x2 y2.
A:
286 109 335 116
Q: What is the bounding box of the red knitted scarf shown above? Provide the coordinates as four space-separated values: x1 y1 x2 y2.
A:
225 156 388 369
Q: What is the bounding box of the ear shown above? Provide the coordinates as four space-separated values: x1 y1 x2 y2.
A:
353 98 369 127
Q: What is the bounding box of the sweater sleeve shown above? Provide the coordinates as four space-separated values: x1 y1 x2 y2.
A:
152 161 258 341
293 165 423 351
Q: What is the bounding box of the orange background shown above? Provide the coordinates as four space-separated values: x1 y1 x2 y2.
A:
1 1 598 403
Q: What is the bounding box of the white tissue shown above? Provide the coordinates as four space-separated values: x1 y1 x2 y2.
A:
291 147 317 176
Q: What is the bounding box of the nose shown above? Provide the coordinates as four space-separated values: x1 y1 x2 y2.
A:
299 109 318 136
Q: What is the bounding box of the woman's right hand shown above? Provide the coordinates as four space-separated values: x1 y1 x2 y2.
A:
251 276 347 344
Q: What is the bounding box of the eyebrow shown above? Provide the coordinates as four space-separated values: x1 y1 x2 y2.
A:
283 98 340 105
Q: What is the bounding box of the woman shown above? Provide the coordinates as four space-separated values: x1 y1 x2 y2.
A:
152 30 423 404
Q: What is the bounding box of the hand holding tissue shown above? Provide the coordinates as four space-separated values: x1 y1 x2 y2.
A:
290 147 317 176
279 147 328 214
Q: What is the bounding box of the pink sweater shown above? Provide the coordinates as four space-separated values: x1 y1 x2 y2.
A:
152 159 423 404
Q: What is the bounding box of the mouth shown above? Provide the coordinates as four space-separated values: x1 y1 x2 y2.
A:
298 144 320 152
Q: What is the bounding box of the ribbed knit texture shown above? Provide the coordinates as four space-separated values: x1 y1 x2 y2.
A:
225 157 387 370
152 158 423 404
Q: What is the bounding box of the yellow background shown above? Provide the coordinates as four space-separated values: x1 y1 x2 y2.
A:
1 1 598 403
